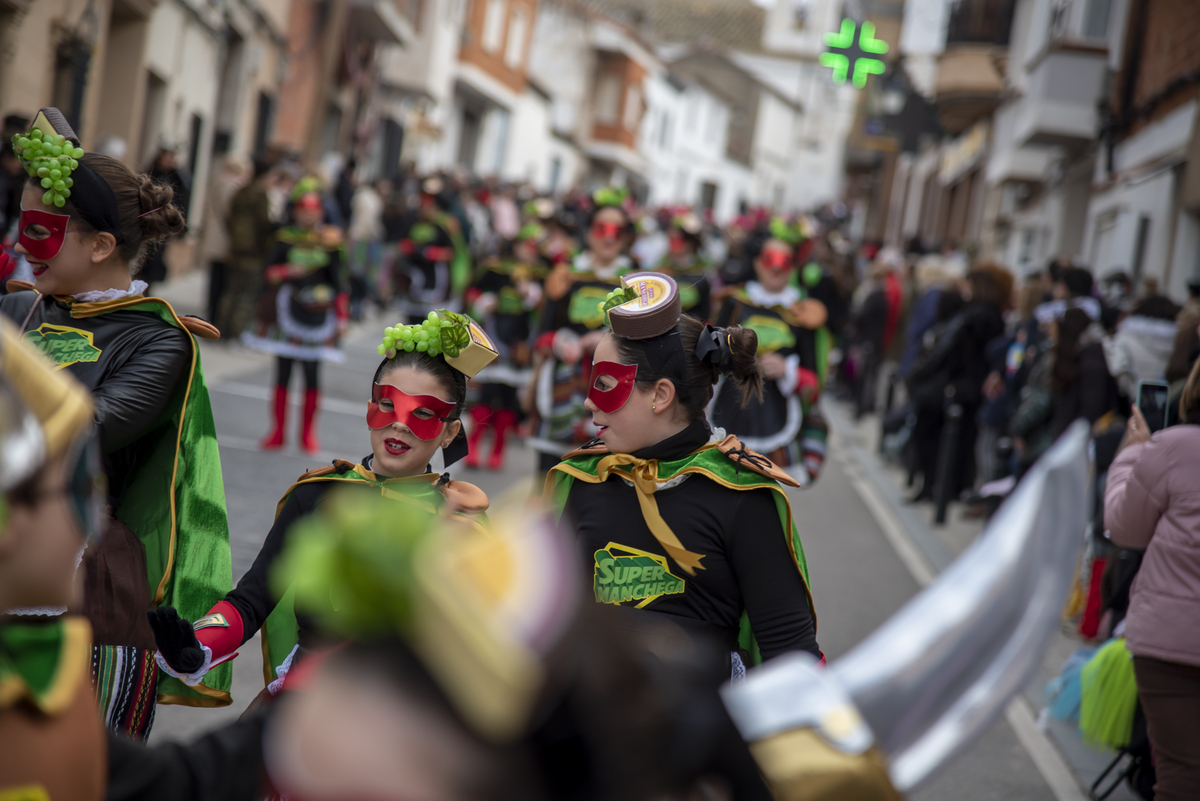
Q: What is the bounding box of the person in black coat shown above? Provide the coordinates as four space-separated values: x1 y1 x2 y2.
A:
906 266 1011 502
139 148 191 293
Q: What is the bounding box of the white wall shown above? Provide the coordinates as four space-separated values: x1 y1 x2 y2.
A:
144 0 222 226
637 71 749 223
526 2 595 143
503 88 553 186
1084 169 1177 287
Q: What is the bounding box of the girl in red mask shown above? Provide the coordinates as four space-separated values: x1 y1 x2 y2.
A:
709 231 831 485
529 189 638 474
544 272 820 678
148 310 495 705
0 108 233 736
242 188 349 454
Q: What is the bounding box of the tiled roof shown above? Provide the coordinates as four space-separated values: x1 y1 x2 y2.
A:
578 0 767 54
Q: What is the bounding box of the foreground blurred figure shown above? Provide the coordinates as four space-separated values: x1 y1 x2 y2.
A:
0 321 262 801
264 493 774 800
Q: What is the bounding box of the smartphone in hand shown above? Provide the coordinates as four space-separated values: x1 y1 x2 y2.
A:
1136 379 1170 433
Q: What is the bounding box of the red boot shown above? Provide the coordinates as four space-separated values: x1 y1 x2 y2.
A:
488 408 518 470
465 405 492 469
301 388 321 455
260 385 288 450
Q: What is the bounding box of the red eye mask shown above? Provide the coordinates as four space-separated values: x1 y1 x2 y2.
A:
760 248 792 271
18 206 72 261
367 383 457 440
588 361 638 413
591 222 623 241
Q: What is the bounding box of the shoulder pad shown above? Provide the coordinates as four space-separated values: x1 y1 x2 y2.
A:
438 479 489 515
561 441 610 460
6 280 35 294
714 435 800 488
299 462 349 481
180 315 221 340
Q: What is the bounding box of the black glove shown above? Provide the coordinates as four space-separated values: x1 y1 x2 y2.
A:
147 606 206 674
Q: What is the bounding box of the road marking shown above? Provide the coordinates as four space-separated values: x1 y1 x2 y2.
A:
214 382 366 417
1006 698 1089 801
830 414 1088 801
840 457 936 587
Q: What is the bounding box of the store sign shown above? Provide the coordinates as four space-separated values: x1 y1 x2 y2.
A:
939 121 990 185
820 19 888 88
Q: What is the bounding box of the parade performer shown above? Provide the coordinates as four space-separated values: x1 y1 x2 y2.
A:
528 187 637 472
149 310 497 698
242 190 348 454
463 222 546 470
395 177 471 322
710 224 831 485
657 212 712 321
0 109 232 735
544 272 819 673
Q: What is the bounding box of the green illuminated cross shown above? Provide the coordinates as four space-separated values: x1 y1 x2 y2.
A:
822 19 888 88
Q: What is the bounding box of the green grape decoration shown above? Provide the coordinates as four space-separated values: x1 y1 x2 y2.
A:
375 310 472 360
597 284 638 323
11 127 84 209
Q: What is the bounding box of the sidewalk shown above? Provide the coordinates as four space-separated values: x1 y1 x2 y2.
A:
825 399 1137 801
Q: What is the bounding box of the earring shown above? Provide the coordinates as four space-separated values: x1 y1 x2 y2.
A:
652 402 657 413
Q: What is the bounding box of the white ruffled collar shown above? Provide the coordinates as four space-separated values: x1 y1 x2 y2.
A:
574 252 631 279
745 281 800 309
72 280 148 303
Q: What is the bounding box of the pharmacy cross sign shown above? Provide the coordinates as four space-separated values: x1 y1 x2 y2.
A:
820 19 888 88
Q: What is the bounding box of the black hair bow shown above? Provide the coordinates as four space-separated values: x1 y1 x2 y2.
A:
695 324 734 372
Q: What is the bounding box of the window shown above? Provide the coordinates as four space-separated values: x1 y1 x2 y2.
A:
504 6 527 69
659 112 672 148
1132 215 1151 284
595 73 621 125
481 0 507 54
1083 0 1112 41
549 157 562 193
623 82 642 131
791 0 812 29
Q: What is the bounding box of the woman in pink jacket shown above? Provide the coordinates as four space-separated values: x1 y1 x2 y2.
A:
1105 355 1200 801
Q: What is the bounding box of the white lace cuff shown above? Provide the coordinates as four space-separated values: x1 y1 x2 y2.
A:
268 644 301 695
155 644 213 686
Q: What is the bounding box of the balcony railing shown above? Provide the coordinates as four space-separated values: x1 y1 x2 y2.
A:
946 0 1016 47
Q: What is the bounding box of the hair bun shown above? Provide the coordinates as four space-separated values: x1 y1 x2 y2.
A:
136 175 185 243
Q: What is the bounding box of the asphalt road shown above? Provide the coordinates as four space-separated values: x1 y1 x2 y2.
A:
147 274 1105 799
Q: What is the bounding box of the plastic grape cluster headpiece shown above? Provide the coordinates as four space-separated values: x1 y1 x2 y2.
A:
592 186 629 209
769 216 805 246
376 310 472 360
11 128 85 209
597 284 638 323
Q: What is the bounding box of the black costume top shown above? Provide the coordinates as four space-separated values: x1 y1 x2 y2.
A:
0 290 190 500
555 421 818 661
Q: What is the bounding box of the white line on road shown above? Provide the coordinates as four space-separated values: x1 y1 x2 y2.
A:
832 422 1088 801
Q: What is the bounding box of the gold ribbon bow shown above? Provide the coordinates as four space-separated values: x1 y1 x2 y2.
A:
594 454 706 575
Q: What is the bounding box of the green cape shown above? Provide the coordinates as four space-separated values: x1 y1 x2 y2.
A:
65 297 233 707
0 618 91 714
544 440 815 664
260 464 489 687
